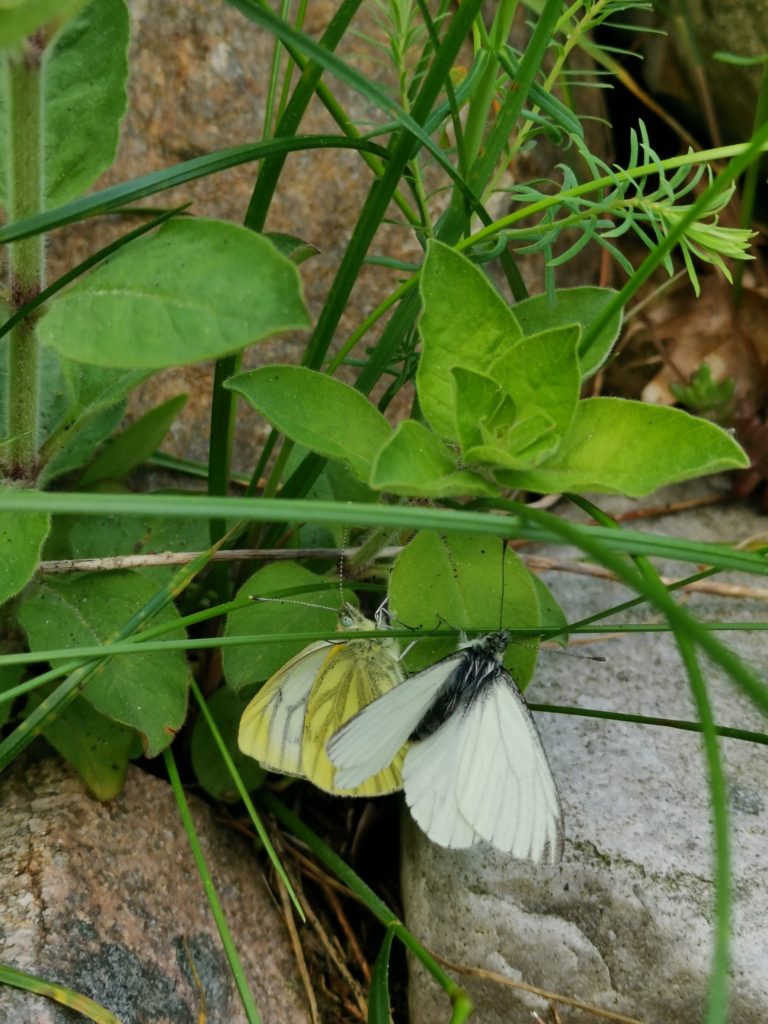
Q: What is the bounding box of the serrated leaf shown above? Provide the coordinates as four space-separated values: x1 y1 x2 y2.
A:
496 397 750 496
0 505 50 606
78 393 187 485
18 573 192 756
226 365 392 482
388 532 540 683
37 218 310 368
512 287 622 379
191 688 266 801
370 419 499 498
417 239 522 439
223 561 341 693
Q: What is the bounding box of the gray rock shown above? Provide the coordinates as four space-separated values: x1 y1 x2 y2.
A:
403 482 768 1023
0 757 310 1024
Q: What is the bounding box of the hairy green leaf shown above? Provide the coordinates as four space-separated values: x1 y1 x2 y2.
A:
18 572 192 755
497 398 750 496
227 365 391 482
417 240 521 439
191 688 266 801
512 287 621 379
371 419 499 497
37 219 310 368
389 531 540 681
0 505 50 606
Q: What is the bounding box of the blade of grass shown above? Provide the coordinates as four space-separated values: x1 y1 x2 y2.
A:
0 136 390 245
189 678 304 921
2 490 767 577
164 747 261 1024
529 704 768 746
0 965 122 1024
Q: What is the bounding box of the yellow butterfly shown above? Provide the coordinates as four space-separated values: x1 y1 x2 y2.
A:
238 603 404 795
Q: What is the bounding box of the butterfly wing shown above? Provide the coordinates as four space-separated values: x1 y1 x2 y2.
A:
237 641 333 776
327 655 463 790
303 637 405 796
456 674 564 862
402 711 483 848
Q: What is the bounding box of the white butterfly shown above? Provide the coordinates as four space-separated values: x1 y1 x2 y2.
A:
327 631 563 862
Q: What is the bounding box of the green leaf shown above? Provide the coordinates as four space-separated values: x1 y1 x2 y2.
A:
226 365 392 482
0 505 50 606
531 575 568 650
368 927 395 1024
388 531 541 684
64 511 211 584
497 397 750 496
417 239 522 440
512 287 622 379
370 419 499 498
78 393 187 486
191 688 266 801
18 573 192 755
34 354 148 485
470 323 581 468
223 561 341 693
37 218 311 368
29 690 136 799
0 0 88 46
43 0 129 207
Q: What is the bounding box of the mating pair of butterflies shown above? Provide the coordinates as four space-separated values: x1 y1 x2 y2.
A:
238 603 563 863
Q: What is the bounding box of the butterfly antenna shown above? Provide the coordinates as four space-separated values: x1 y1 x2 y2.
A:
249 595 338 613
338 527 349 608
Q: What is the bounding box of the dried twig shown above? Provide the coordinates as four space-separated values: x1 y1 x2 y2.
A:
433 952 649 1024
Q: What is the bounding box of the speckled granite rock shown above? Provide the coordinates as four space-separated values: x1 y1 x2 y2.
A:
0 757 310 1024
403 480 768 1024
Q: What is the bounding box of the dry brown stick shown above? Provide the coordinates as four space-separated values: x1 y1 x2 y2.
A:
525 555 768 602
321 881 372 985
433 952 649 1024
36 545 403 574
274 867 320 1024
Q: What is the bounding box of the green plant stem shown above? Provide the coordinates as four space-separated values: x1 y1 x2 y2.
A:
164 748 261 1024
4 37 46 480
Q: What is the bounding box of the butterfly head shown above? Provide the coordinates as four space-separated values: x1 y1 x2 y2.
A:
475 630 511 663
337 602 372 632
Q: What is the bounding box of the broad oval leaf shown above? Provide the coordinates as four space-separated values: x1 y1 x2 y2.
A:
0 506 50 606
18 572 192 755
417 239 522 440
512 286 622 379
29 691 137 800
37 218 310 368
496 397 750 496
227 365 391 482
223 561 341 692
388 531 541 684
370 419 499 498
